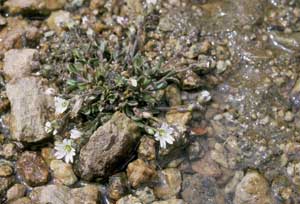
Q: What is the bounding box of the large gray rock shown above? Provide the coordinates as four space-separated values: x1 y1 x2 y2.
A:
234 171 272 204
30 184 99 204
6 77 52 143
3 49 39 80
78 112 141 180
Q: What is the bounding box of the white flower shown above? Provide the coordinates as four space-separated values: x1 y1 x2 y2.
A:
154 123 175 149
128 78 138 87
54 139 76 164
44 121 53 133
55 97 69 115
146 0 157 5
70 128 82 139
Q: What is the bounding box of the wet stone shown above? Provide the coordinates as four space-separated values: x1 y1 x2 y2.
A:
108 172 129 201
154 168 182 200
181 174 224 204
6 184 27 202
134 187 155 204
0 161 13 177
116 194 142 204
234 171 272 204
50 160 77 186
191 152 222 178
126 159 156 188
16 151 49 187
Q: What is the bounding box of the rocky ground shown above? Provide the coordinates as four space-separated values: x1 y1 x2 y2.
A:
1 0 300 204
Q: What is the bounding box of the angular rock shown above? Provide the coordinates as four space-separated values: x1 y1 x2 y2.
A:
6 184 27 202
50 160 77 186
0 17 40 56
234 171 272 204
138 137 156 161
4 0 66 14
16 151 49 187
0 161 13 177
6 77 52 143
3 49 39 80
126 159 156 188
153 168 182 200
78 112 141 180
0 143 18 160
30 184 99 204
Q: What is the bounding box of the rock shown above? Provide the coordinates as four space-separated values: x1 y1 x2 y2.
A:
184 41 211 59
153 168 181 199
6 77 52 143
70 185 99 204
0 176 15 196
4 0 66 14
6 184 27 201
152 199 186 204
3 49 39 80
47 10 73 33
16 151 49 187
90 0 106 9
166 110 192 130
134 187 155 204
41 147 55 165
126 159 156 188
0 17 40 56
30 184 99 204
181 174 224 204
108 173 129 201
165 85 182 106
234 171 272 204
225 171 244 194
0 161 13 177
116 195 142 204
50 160 77 186
191 152 222 178
78 112 141 180
8 197 32 204
0 143 18 159
138 137 156 161
181 70 202 90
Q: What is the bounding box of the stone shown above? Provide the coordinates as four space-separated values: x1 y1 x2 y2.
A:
90 0 106 9
0 161 13 177
0 143 18 159
4 0 66 14
165 85 182 106
0 176 15 196
191 152 222 178
152 199 186 204
0 17 40 56
184 41 211 59
108 173 129 201
3 49 39 80
6 184 27 201
234 171 272 204
181 174 224 204
127 159 156 188
78 112 141 180
41 147 55 165
8 197 32 204
6 77 52 143
153 168 181 199
16 151 49 187
138 137 156 161
116 195 142 204
50 160 77 186
134 187 155 204
225 171 244 194
30 184 99 204
181 70 202 90
166 111 192 130
47 10 73 33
